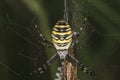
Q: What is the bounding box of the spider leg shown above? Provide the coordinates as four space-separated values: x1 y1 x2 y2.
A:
6 14 54 49
67 54 96 77
31 53 58 77
34 25 54 48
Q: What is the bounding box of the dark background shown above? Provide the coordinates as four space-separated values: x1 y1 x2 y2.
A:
0 0 120 80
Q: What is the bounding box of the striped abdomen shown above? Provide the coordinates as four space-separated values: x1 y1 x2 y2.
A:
52 20 73 50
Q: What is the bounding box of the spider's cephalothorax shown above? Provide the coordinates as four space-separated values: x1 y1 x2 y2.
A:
51 20 73 59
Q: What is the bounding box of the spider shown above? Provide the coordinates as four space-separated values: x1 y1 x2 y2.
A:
31 20 96 80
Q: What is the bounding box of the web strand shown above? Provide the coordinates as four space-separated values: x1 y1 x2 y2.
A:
64 0 68 21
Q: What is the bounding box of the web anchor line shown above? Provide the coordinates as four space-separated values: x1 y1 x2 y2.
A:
64 0 69 21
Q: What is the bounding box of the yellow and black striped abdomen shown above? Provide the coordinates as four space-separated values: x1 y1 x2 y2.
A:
52 20 73 50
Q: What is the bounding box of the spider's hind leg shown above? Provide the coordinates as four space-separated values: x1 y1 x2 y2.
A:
67 54 96 78
30 53 58 78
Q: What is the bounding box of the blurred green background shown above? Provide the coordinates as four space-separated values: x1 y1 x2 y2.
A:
0 0 120 80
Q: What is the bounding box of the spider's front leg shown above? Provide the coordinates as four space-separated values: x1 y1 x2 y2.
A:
34 25 54 48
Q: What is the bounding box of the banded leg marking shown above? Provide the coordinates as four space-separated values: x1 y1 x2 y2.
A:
67 54 96 77
31 54 58 77
34 25 54 48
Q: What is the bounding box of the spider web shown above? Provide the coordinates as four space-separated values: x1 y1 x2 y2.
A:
63 0 97 48
1 0 119 80
64 0 93 30
0 0 95 80
0 6 52 79
63 0 120 80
